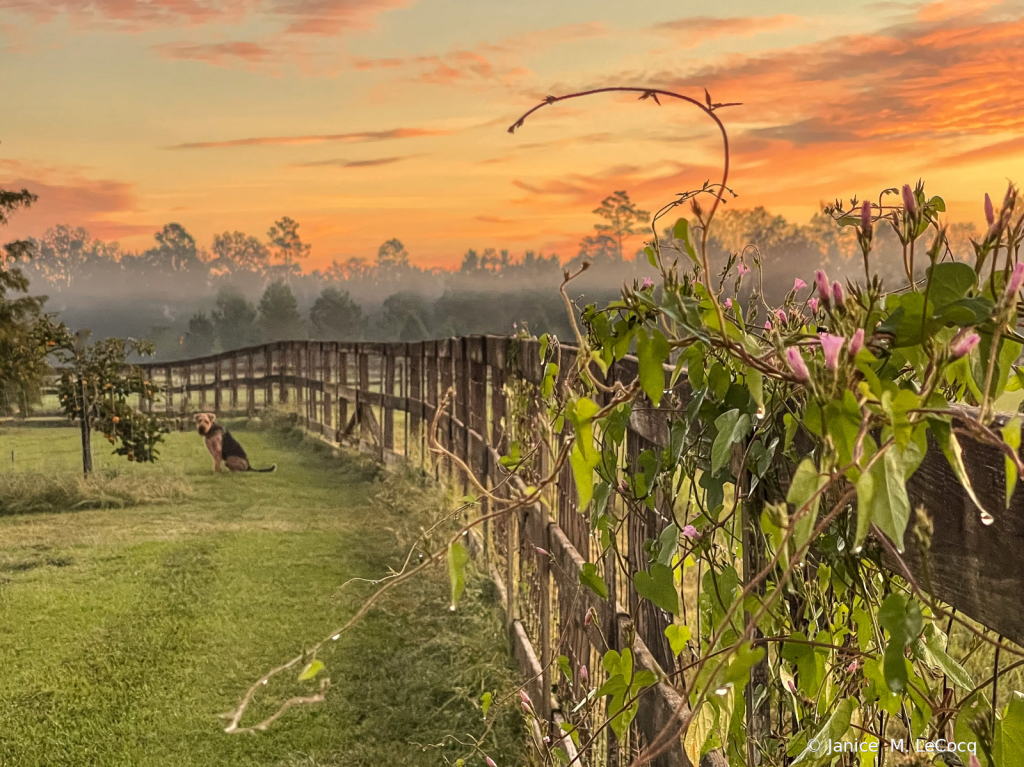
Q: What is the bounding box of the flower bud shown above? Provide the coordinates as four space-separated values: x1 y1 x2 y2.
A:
784 347 810 382
682 524 700 539
486 758 498 767
985 193 996 226
860 200 872 233
737 263 751 276
819 333 846 371
724 298 732 309
848 328 864 358
776 309 787 325
969 756 981 767
814 270 831 309
902 184 916 216
520 690 531 707
641 277 654 289
808 297 819 313
832 281 844 307
950 329 980 360
580 665 589 683
1006 262 1024 299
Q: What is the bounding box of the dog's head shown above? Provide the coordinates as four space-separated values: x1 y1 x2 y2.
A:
193 412 216 436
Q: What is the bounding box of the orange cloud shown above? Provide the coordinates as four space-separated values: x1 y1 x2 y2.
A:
155 40 273 65
164 127 451 149
0 160 144 241
291 155 410 168
651 15 802 46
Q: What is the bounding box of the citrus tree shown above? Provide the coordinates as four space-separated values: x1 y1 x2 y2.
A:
53 331 168 475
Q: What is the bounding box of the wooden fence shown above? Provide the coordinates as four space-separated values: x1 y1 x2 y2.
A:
129 337 1024 766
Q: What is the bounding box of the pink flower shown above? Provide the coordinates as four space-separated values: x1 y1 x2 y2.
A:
793 278 807 291
737 263 751 276
520 690 531 708
787 679 797 693
764 320 772 331
775 309 788 324
724 298 733 309
1006 262 1024 298
985 193 996 226
814 270 831 310
848 328 865 357
579 665 589 683
832 281 845 307
819 333 846 371
860 200 872 232
584 609 593 626
902 184 917 215
808 297 820 313
535 547 549 557
950 330 980 360
846 660 858 674
619 479 629 494
969 757 981 767
682 524 700 539
486 758 498 767
641 277 654 289
785 348 810 382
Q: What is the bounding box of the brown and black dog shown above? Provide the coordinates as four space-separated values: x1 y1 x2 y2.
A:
193 413 276 474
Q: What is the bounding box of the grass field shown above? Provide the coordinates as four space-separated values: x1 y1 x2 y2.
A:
0 424 524 767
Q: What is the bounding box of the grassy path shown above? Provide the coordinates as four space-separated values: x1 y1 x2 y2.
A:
0 424 523 767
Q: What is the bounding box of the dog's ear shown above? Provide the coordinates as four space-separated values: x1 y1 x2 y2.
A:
193 414 203 422
209 413 217 422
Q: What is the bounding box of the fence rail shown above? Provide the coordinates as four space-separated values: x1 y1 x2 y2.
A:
104 337 1023 764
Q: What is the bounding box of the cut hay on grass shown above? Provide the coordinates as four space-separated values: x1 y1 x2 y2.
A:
0 469 192 515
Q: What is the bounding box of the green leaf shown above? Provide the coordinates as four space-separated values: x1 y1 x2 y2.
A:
711 409 751 476
665 624 691 657
933 418 988 521
673 218 699 264
787 458 828 554
995 691 1024 767
579 562 608 599
541 362 558 398
447 540 470 610
927 262 976 309
637 328 671 406
921 624 974 690
298 659 325 682
855 447 911 552
684 702 715 766
634 562 679 615
878 594 922 693
480 691 493 718
656 523 679 566
790 697 856 765
570 444 597 509
1004 417 1021 507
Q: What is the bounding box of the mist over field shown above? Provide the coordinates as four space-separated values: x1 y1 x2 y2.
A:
10 198 985 362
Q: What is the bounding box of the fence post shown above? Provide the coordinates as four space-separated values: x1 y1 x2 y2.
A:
338 346 349 442
358 347 370 447
165 365 174 416
229 354 238 412
383 349 395 452
184 364 191 414
323 343 333 436
214 358 222 415
247 352 255 416
278 345 288 404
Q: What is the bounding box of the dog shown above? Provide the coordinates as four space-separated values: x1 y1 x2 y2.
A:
193 413 276 474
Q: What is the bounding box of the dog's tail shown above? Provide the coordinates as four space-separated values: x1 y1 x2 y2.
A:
249 464 277 473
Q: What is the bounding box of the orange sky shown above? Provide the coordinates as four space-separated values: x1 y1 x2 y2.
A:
1 0 1022 269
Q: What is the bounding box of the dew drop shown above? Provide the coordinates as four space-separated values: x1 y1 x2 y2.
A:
331 634 340 641
980 511 995 526
449 604 456 612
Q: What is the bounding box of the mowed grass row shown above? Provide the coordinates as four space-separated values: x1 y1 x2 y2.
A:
0 424 524 767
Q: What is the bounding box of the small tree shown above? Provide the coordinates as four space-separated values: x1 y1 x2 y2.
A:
258 280 305 342
184 311 216 357
592 190 650 260
267 217 311 282
212 287 259 351
309 287 362 340
376 238 410 278
54 332 168 476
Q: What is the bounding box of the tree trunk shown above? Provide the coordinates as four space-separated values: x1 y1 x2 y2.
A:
79 376 93 476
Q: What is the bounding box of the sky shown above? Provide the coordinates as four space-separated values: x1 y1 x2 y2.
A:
1 0 1022 270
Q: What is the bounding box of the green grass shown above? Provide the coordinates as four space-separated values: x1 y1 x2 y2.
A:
0 425 524 767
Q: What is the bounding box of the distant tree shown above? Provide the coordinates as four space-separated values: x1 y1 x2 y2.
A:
0 188 65 415
267 217 311 282
379 291 431 341
327 257 372 282
210 231 270 278
376 238 410 277
184 312 216 357
310 287 362 340
460 249 480 272
574 234 619 265
136 223 208 288
592 191 650 260
30 224 92 290
258 280 306 342
211 287 259 351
